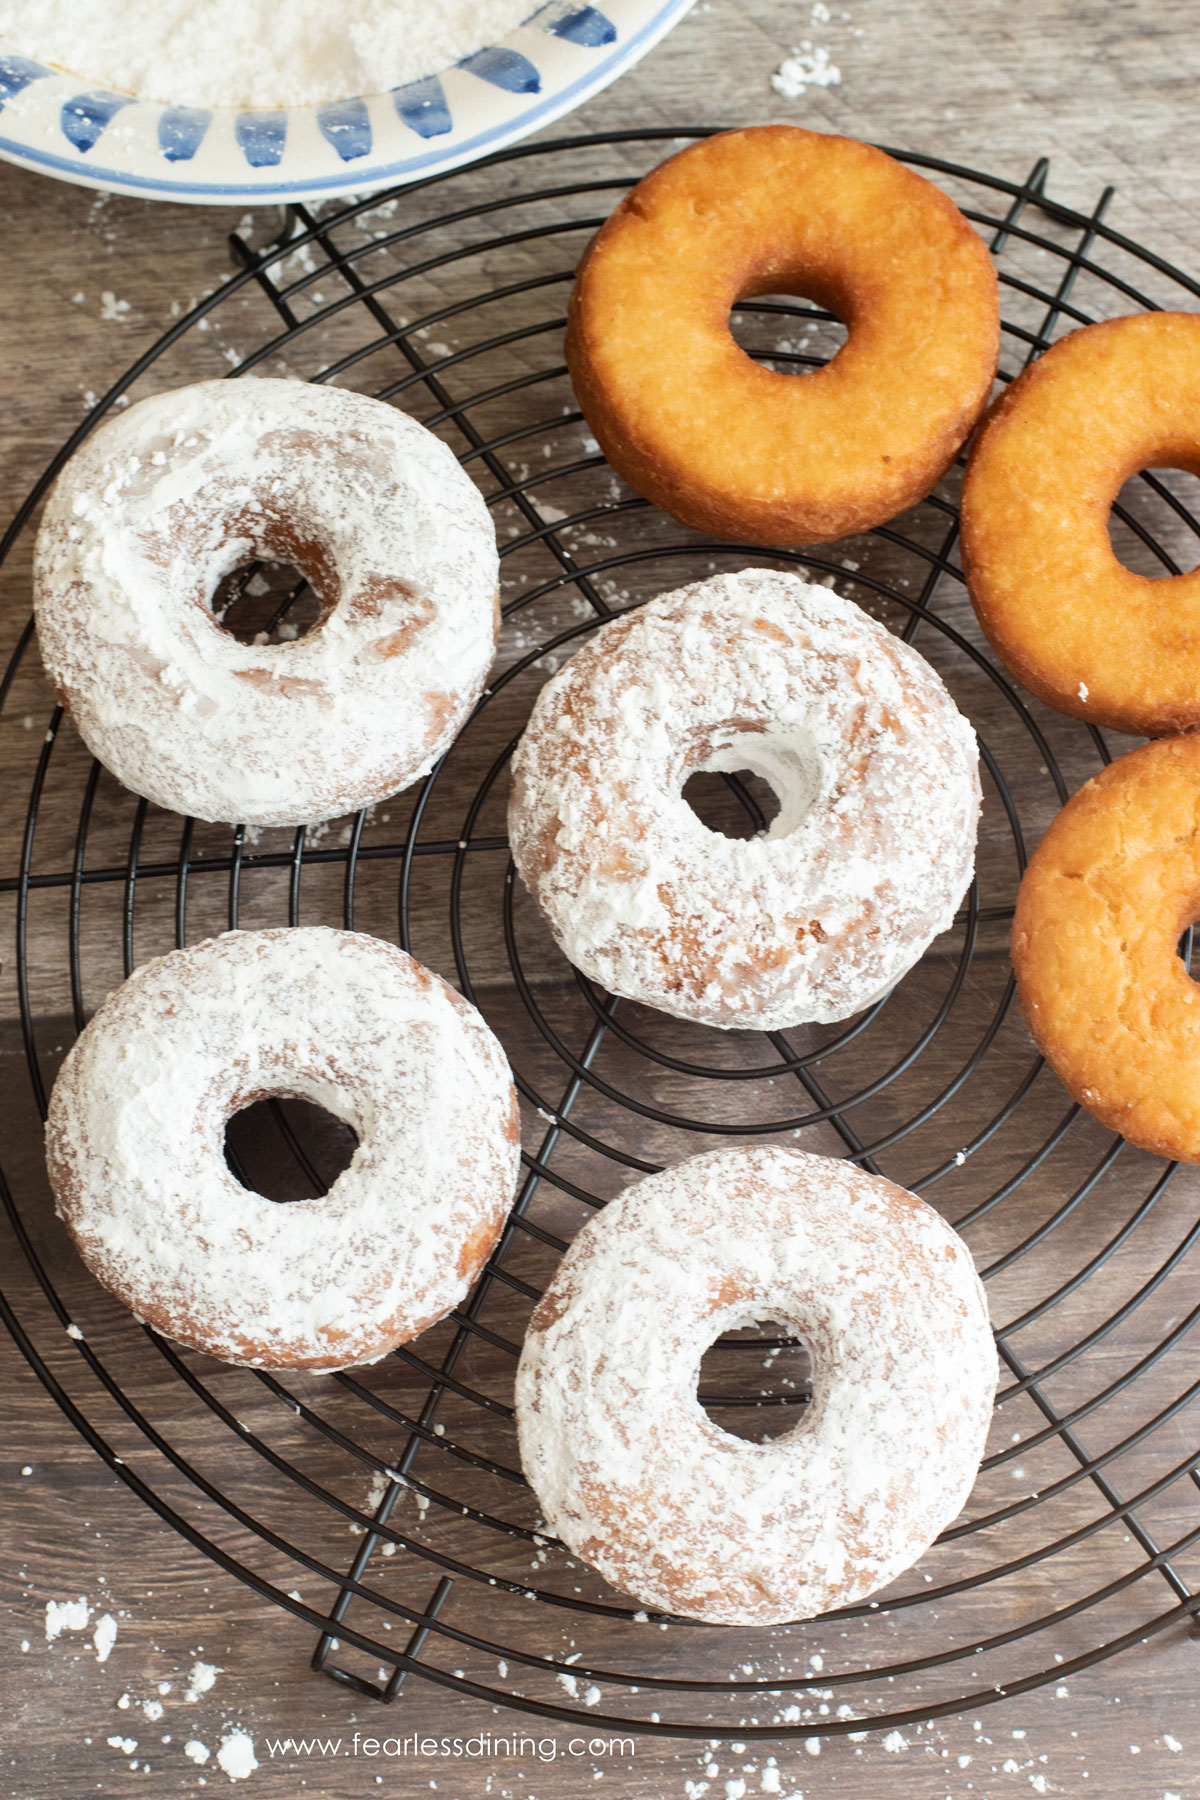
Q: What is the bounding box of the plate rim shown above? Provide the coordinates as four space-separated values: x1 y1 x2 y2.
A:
0 0 696 204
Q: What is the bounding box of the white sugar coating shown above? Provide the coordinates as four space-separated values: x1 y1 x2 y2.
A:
508 570 981 1030
516 1146 997 1625
45 927 521 1371
34 379 498 827
0 0 537 108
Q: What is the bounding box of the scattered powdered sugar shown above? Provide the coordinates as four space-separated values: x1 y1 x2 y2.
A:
0 0 537 109
772 42 841 97
185 1660 221 1702
185 1740 211 1764
45 1596 91 1640
216 1731 258 1781
772 3 862 99
516 1145 996 1624
46 927 520 1370
33 379 498 828
508 571 980 1030
93 1613 118 1662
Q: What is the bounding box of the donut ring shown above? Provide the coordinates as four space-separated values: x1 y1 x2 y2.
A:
45 927 521 1369
566 126 1000 545
508 569 981 1029
33 378 499 826
1012 736 1200 1160
963 313 1200 736
516 1146 996 1625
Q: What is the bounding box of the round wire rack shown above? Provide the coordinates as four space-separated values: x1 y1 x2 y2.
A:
2 130 1199 1741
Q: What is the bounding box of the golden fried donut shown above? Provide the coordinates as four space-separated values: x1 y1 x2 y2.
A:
565 125 1000 545
1012 736 1200 1160
963 312 1200 736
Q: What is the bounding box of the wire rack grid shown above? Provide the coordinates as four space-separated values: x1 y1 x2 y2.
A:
1 129 1199 1741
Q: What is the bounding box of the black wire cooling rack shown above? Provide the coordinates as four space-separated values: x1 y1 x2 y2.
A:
2 130 1200 1742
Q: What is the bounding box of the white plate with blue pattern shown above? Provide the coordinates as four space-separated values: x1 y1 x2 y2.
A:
0 0 692 204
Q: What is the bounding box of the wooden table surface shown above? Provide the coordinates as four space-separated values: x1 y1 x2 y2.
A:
3 3 1200 1797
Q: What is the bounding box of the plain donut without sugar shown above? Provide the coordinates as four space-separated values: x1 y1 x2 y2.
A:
516 1145 996 1625
45 927 521 1370
1012 736 1200 1160
963 312 1200 736
566 126 1000 545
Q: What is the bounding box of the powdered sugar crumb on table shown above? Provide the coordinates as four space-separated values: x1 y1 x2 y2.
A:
772 43 841 98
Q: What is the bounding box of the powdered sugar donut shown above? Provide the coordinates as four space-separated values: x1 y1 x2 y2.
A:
33 379 498 826
516 1146 996 1625
45 927 521 1371
508 570 980 1029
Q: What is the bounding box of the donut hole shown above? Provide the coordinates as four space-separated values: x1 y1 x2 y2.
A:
697 1318 813 1444
684 727 822 840
1108 466 1200 577
212 559 324 645
728 292 849 376
682 768 781 839
224 1095 359 1202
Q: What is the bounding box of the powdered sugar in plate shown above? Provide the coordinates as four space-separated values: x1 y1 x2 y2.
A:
0 0 540 108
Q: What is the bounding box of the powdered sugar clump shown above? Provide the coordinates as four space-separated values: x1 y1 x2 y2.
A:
45 1597 91 1640
0 0 537 108
508 571 980 1029
216 1731 258 1780
516 1145 996 1623
772 42 841 97
185 1660 221 1702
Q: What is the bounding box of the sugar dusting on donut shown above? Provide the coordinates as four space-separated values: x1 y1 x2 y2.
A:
34 379 498 826
516 1145 997 1625
45 927 521 1370
508 570 981 1029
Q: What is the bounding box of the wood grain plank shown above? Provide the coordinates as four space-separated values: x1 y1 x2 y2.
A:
3 4 1200 1794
